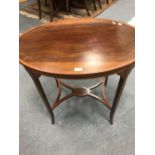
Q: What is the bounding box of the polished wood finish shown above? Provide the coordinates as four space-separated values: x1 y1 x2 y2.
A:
20 18 135 124
20 19 134 79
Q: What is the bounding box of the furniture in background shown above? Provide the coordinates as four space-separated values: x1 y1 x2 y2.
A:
70 0 103 16
92 0 102 11
37 0 55 21
19 18 135 125
35 0 106 20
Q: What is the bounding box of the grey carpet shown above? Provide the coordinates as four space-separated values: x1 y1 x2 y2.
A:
19 0 135 154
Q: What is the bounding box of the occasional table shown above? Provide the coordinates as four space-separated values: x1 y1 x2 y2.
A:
19 18 135 125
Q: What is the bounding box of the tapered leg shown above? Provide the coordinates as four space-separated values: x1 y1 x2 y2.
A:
110 67 133 124
25 68 55 124
37 0 41 19
49 0 54 21
84 0 90 16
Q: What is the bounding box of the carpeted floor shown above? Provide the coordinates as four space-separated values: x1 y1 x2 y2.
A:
19 0 135 154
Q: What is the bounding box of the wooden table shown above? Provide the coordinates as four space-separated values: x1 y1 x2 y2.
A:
20 18 135 125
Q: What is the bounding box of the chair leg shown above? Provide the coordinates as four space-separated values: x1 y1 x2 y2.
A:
92 0 97 10
84 0 90 16
97 0 102 9
49 0 54 21
37 0 41 19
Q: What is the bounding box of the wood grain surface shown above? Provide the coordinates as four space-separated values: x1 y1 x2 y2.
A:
20 18 135 79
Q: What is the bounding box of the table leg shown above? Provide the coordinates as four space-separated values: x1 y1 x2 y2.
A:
25 67 55 124
24 66 133 125
110 67 133 124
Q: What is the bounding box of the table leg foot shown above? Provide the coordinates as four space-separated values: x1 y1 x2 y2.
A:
51 111 55 124
110 118 113 125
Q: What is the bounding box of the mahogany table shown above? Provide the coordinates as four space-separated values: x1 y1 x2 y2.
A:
19 18 135 125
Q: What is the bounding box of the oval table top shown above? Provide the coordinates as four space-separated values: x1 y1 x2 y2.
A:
20 18 135 79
